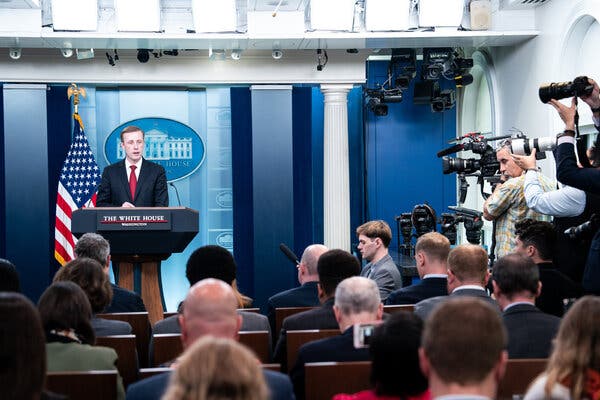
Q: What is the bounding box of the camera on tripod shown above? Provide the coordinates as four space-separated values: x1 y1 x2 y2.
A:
539 76 593 104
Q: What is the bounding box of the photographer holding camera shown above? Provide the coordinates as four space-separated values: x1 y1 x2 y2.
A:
483 140 554 259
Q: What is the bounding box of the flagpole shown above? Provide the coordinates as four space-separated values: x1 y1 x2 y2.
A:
67 83 86 115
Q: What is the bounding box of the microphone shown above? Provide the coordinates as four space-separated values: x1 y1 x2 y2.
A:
279 243 300 265
436 143 465 158
169 182 182 206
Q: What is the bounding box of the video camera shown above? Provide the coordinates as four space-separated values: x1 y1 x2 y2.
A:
422 48 474 85
442 206 484 245
411 204 437 237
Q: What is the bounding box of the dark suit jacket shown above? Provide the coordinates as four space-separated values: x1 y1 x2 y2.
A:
537 262 582 317
414 287 500 320
290 327 370 400
272 298 338 369
106 283 146 313
126 368 295 400
267 281 320 333
557 141 600 194
97 158 168 207
91 316 132 336
502 303 561 359
385 277 448 305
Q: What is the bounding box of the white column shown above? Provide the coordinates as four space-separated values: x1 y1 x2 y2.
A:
321 84 353 251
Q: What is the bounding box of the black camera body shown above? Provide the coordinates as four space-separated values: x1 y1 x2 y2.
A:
565 214 599 241
441 143 499 178
539 76 593 103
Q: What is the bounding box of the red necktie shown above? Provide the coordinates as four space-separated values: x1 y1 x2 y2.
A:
129 165 137 200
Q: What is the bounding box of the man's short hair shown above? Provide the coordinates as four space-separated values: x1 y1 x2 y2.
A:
334 276 381 316
317 249 361 296
356 220 392 248
74 233 110 266
120 125 145 142
447 244 488 284
0 258 20 293
515 219 556 260
186 245 237 286
492 253 539 297
415 232 450 263
423 297 507 385
53 258 112 314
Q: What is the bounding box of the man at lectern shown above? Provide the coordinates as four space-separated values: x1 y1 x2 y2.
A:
97 125 168 207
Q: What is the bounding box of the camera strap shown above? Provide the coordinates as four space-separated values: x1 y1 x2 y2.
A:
574 104 593 168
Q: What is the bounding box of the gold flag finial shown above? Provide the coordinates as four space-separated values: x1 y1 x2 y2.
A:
67 83 87 114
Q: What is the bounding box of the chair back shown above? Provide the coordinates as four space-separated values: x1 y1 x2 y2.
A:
139 367 172 380
152 333 183 367
383 304 414 313
96 334 138 386
239 330 270 363
497 358 547 400
286 329 339 372
305 361 372 400
275 306 316 335
46 371 117 400
98 311 151 367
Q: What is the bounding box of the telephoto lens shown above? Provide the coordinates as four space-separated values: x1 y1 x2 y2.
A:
510 137 556 156
538 76 593 103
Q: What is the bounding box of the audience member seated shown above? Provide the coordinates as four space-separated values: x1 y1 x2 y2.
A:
273 249 361 369
290 276 383 399
420 297 508 400
162 336 268 400
386 232 450 305
267 244 328 333
0 292 47 400
74 232 146 313
153 245 270 339
38 282 125 400
514 219 582 317
415 244 499 320
127 279 294 400
356 220 403 301
333 312 430 400
524 296 600 400
0 258 21 292
53 258 132 336
492 253 561 359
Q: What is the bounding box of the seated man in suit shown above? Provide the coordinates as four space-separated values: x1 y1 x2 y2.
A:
273 249 361 369
415 244 499 320
356 220 402 301
492 253 561 359
514 219 581 317
96 125 168 207
419 297 508 400
267 244 328 333
290 276 383 399
127 279 294 400
153 245 271 340
74 232 146 313
386 232 450 305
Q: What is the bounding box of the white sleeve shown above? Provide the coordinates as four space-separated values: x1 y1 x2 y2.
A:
524 170 585 217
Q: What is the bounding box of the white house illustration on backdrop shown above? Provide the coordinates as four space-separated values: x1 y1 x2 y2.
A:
117 128 193 160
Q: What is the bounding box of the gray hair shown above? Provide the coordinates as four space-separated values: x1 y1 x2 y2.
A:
74 233 110 266
300 244 328 275
334 276 381 316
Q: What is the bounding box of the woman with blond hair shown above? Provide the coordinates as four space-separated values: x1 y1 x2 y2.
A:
524 296 600 400
162 336 268 400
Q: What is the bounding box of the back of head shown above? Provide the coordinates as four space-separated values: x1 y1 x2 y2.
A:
546 296 600 400
492 253 539 298
301 244 328 276
515 219 556 261
0 258 21 292
423 297 506 386
415 232 450 264
181 279 241 346
447 244 488 285
370 312 427 397
356 220 392 248
186 245 237 286
74 233 110 266
162 336 268 400
38 281 96 345
317 249 361 296
0 292 45 400
334 276 381 317
53 257 112 313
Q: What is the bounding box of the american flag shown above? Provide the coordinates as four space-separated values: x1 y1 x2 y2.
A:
54 114 101 265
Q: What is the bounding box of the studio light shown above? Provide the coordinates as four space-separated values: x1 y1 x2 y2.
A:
76 48 95 60
137 49 150 63
208 48 226 60
272 49 283 60
61 48 74 58
231 50 242 60
9 48 21 60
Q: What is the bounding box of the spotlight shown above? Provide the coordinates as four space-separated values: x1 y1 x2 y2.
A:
367 97 388 117
76 48 95 60
9 48 21 60
61 48 74 58
163 49 179 56
106 52 115 66
137 49 150 63
316 49 328 71
272 49 283 60
231 50 241 60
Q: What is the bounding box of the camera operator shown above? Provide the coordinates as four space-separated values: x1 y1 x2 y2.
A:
511 148 600 283
483 140 555 259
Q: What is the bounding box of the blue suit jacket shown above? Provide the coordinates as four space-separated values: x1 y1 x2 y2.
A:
386 277 448 305
106 283 146 313
267 281 320 333
414 287 500 320
503 303 560 359
97 158 168 207
126 369 295 400
556 141 600 194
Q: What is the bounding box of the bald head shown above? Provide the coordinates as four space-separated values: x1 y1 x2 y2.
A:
179 278 242 348
299 244 328 280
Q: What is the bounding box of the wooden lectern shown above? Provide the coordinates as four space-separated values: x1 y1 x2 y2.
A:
72 207 199 324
